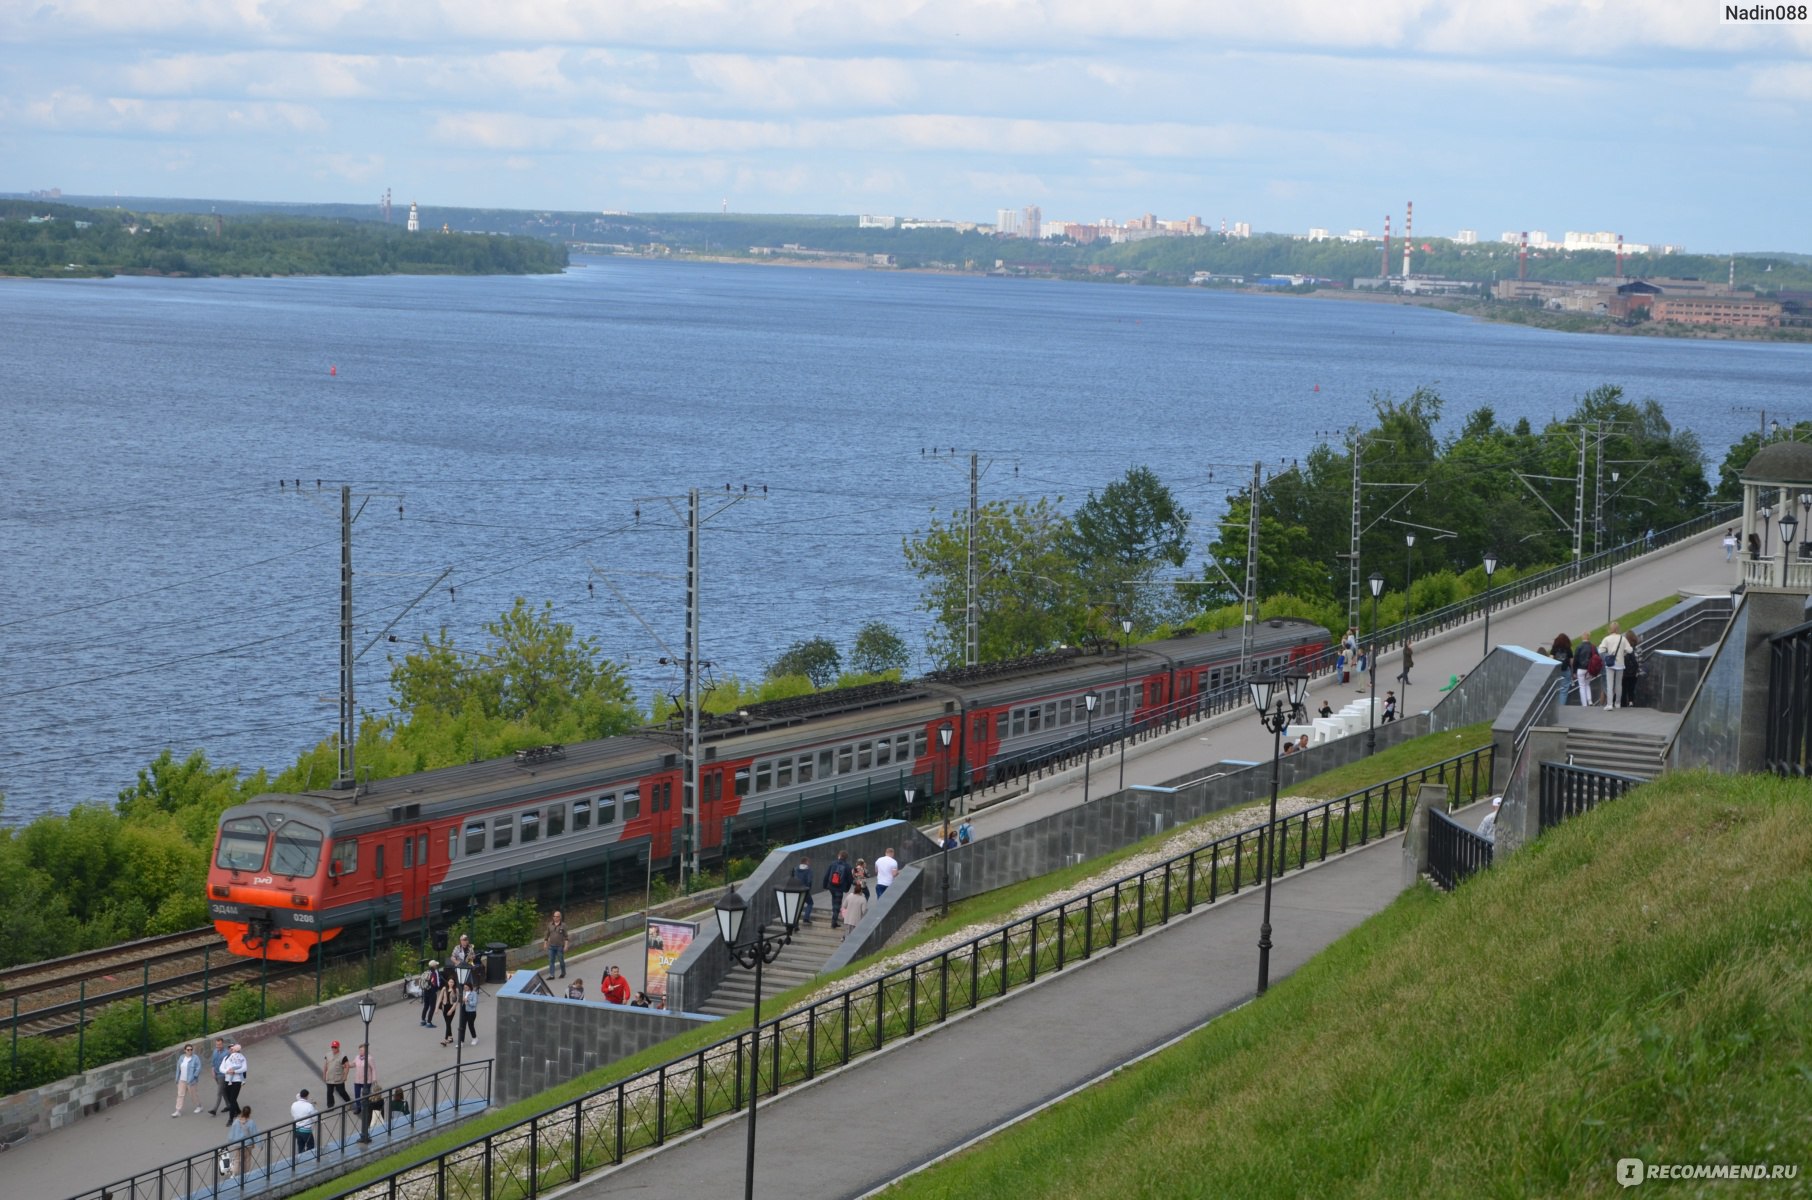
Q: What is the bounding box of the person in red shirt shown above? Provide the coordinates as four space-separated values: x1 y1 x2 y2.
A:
601 965 631 1005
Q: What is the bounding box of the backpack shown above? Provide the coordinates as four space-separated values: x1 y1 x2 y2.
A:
1587 647 1603 678
828 862 848 889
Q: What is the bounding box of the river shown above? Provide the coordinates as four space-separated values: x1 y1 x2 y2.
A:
2 256 1806 817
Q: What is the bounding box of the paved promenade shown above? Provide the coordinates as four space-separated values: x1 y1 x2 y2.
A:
11 528 1729 1199
575 804 1471 1200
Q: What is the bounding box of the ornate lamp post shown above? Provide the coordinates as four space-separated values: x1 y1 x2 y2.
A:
1605 471 1620 625
1780 513 1801 587
1759 505 1773 559
1367 572 1385 754
716 880 808 1200
452 964 471 1088
1250 672 1309 996
937 724 954 821
356 992 376 1143
1118 617 1133 789
1080 692 1099 806
1403 533 1417 626
1481 550 1499 659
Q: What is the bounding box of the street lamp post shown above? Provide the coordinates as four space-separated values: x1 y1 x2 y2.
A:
1250 672 1309 996
452 964 471 1091
1118 617 1133 790
1081 692 1099 807
1759 505 1773 559
1481 551 1499 660
1367 572 1385 755
1605 471 1620 625
1780 513 1801 587
1800 493 1812 558
716 880 808 1200
356 992 376 1143
936 724 954 822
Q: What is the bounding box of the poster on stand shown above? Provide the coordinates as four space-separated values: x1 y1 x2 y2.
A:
645 919 696 1005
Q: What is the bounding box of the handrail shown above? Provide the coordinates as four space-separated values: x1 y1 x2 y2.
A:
315 744 1493 1200
1427 808 1493 891
65 1058 491 1200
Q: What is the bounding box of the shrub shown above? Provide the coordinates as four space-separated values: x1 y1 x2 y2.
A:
0 1036 75 1093
470 898 539 949
81 999 155 1066
218 982 263 1029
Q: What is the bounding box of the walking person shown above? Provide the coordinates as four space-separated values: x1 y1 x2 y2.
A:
418 960 443 1027
1396 640 1414 686
228 1106 259 1181
290 1089 318 1156
221 1042 249 1128
208 1037 231 1116
438 989 458 1046
1623 631 1645 707
459 982 481 1045
1724 528 1738 561
601 965 631 1005
350 1043 376 1117
173 1043 202 1116
791 854 816 925
1382 690 1397 723
853 858 869 893
1599 622 1635 709
1573 635 1598 706
449 933 477 974
1341 627 1357 683
1549 634 1573 704
824 851 853 929
322 1040 351 1107
839 883 869 939
544 911 570 979
874 847 898 898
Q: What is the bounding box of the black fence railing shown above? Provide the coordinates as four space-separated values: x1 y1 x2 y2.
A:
1765 618 1812 779
316 745 1492 1200
1537 761 1645 831
67 1058 490 1200
1427 809 1493 891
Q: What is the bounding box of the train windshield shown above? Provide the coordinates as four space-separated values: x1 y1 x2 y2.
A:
270 821 324 877
216 817 270 872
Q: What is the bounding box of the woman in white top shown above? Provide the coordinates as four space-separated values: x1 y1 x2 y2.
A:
839 885 869 938
1598 622 1635 709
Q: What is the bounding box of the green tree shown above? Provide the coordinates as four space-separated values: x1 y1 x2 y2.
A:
1715 422 1812 500
1068 467 1192 631
904 497 1094 665
768 637 843 687
848 622 910 675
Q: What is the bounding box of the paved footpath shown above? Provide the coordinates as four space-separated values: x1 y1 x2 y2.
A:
573 804 1479 1200
13 529 1730 1198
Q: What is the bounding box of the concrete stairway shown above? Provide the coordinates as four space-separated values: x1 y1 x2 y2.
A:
698 891 847 1018
1563 726 1671 780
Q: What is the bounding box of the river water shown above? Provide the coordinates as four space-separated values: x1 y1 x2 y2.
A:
2 257 1807 817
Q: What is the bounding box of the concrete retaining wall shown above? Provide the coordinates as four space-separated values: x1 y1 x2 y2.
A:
821 866 926 974
491 972 716 1106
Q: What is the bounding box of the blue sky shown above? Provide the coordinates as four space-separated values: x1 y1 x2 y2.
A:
3 1 1809 251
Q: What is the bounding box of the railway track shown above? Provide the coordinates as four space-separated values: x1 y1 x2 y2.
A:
0 928 313 1042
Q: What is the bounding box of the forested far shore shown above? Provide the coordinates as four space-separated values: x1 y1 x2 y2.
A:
0 200 567 278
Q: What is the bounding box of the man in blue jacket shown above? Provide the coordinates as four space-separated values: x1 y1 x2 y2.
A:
792 855 816 925
823 852 853 928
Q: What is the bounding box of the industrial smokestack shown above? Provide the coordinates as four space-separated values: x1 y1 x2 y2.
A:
1402 201 1413 279
1382 215 1391 278
1616 233 1624 279
1519 231 1528 281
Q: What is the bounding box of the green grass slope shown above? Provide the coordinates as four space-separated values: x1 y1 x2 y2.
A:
889 772 1812 1199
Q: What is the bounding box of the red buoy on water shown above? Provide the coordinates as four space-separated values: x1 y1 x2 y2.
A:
1314 384 1320 392
329 365 337 376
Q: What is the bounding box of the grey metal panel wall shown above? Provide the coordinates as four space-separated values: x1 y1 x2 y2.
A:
492 972 717 1105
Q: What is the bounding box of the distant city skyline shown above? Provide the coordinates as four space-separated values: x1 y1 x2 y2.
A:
3 2 1809 253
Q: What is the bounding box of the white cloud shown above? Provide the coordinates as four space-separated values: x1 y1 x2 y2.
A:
1748 63 1812 102
17 88 326 135
685 55 919 111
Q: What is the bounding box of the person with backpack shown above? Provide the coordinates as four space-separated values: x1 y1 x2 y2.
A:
957 820 973 845
823 851 853 929
1573 634 1599 706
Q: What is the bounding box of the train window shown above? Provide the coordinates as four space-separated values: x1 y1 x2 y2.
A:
403 838 413 869
493 816 514 851
520 811 540 844
417 834 427 864
375 843 385 878
777 758 793 787
756 762 772 793
329 839 358 878
466 822 485 855
874 739 892 767
573 798 592 831
914 730 928 758
837 745 853 774
1210 669 1222 690
819 749 834 777
1059 697 1072 725
448 829 457 862
735 767 750 796
271 821 323 877
598 793 616 823
622 789 640 820
996 713 1007 739
546 804 565 838
1011 709 1025 737
705 773 722 804
973 716 986 744
216 816 269 872
660 782 672 811
856 741 872 770
1026 706 1041 734
797 755 814 785
1043 702 1057 728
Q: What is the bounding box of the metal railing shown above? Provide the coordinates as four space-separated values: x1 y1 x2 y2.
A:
316 744 1492 1200
1537 761 1645 831
1765 618 1812 778
68 1059 490 1200
1427 809 1493 891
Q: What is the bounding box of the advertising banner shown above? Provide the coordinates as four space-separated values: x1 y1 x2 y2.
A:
644 918 696 1003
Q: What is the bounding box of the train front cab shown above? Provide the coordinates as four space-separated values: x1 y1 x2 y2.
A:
208 800 339 963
